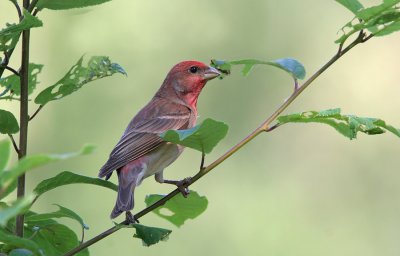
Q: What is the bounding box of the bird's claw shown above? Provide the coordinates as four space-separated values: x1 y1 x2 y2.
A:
125 211 139 224
176 177 191 198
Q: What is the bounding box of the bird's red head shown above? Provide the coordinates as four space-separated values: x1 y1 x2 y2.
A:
157 61 221 108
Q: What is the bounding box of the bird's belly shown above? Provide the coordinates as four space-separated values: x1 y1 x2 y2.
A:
142 142 183 179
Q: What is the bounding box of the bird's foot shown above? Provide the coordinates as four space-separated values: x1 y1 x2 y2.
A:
164 177 192 198
125 211 139 224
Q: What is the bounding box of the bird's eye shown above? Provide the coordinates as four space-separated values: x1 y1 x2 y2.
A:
189 66 199 73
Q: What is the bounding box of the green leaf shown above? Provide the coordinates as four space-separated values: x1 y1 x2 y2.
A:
0 63 44 96
357 0 400 21
145 191 208 227
9 248 35 256
375 20 400 36
269 58 306 80
34 56 127 105
0 195 35 227
117 223 171 247
277 108 400 140
132 224 171 246
160 118 228 154
33 171 118 198
0 109 19 134
2 210 88 255
25 204 89 231
336 0 364 14
0 139 11 172
0 145 96 199
24 223 88 256
0 229 42 256
211 58 306 80
37 0 112 10
335 1 400 43
0 10 43 51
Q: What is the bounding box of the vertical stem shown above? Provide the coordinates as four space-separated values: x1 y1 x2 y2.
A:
16 0 31 237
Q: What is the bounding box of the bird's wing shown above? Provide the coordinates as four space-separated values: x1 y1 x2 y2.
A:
98 102 191 179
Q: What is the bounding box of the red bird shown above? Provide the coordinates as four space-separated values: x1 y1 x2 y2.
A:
98 61 220 220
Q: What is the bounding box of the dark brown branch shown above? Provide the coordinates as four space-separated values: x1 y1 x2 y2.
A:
11 0 22 19
16 0 31 238
28 0 39 12
64 31 373 256
8 134 19 154
29 105 43 121
200 152 205 171
1 65 20 76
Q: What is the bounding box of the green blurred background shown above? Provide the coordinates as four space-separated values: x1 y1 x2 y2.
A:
2 1 400 255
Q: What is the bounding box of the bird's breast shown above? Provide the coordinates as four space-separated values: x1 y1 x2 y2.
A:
141 142 183 179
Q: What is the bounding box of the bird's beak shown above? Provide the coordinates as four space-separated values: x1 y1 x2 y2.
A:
203 66 221 81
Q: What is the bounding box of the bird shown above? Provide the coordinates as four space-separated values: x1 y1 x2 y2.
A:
98 61 221 221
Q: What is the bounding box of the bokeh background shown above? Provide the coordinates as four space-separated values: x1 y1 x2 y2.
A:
2 1 400 255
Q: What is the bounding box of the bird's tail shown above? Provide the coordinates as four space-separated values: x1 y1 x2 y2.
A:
110 164 142 219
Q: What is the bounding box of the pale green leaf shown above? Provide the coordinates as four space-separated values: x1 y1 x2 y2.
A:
145 191 208 227
336 0 364 14
160 118 228 154
269 58 306 80
357 0 400 21
0 195 35 227
33 171 118 198
25 204 88 231
0 145 96 199
0 10 43 51
211 58 306 80
35 56 126 105
0 139 11 172
37 0 112 10
0 63 43 96
375 20 400 36
277 108 400 140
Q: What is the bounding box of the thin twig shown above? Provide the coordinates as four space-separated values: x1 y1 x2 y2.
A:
28 0 39 12
362 33 374 42
29 105 43 121
265 123 280 132
1 65 20 76
32 8 39 16
11 0 22 19
0 96 21 101
200 152 205 171
8 134 19 154
0 85 12 97
80 227 85 244
63 29 372 256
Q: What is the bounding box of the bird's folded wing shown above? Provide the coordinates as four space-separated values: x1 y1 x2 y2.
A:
98 112 190 179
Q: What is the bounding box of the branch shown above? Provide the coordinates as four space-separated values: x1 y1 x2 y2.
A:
16 0 31 238
8 134 19 155
1 65 20 76
29 105 43 121
11 0 22 19
28 0 39 12
64 33 372 256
